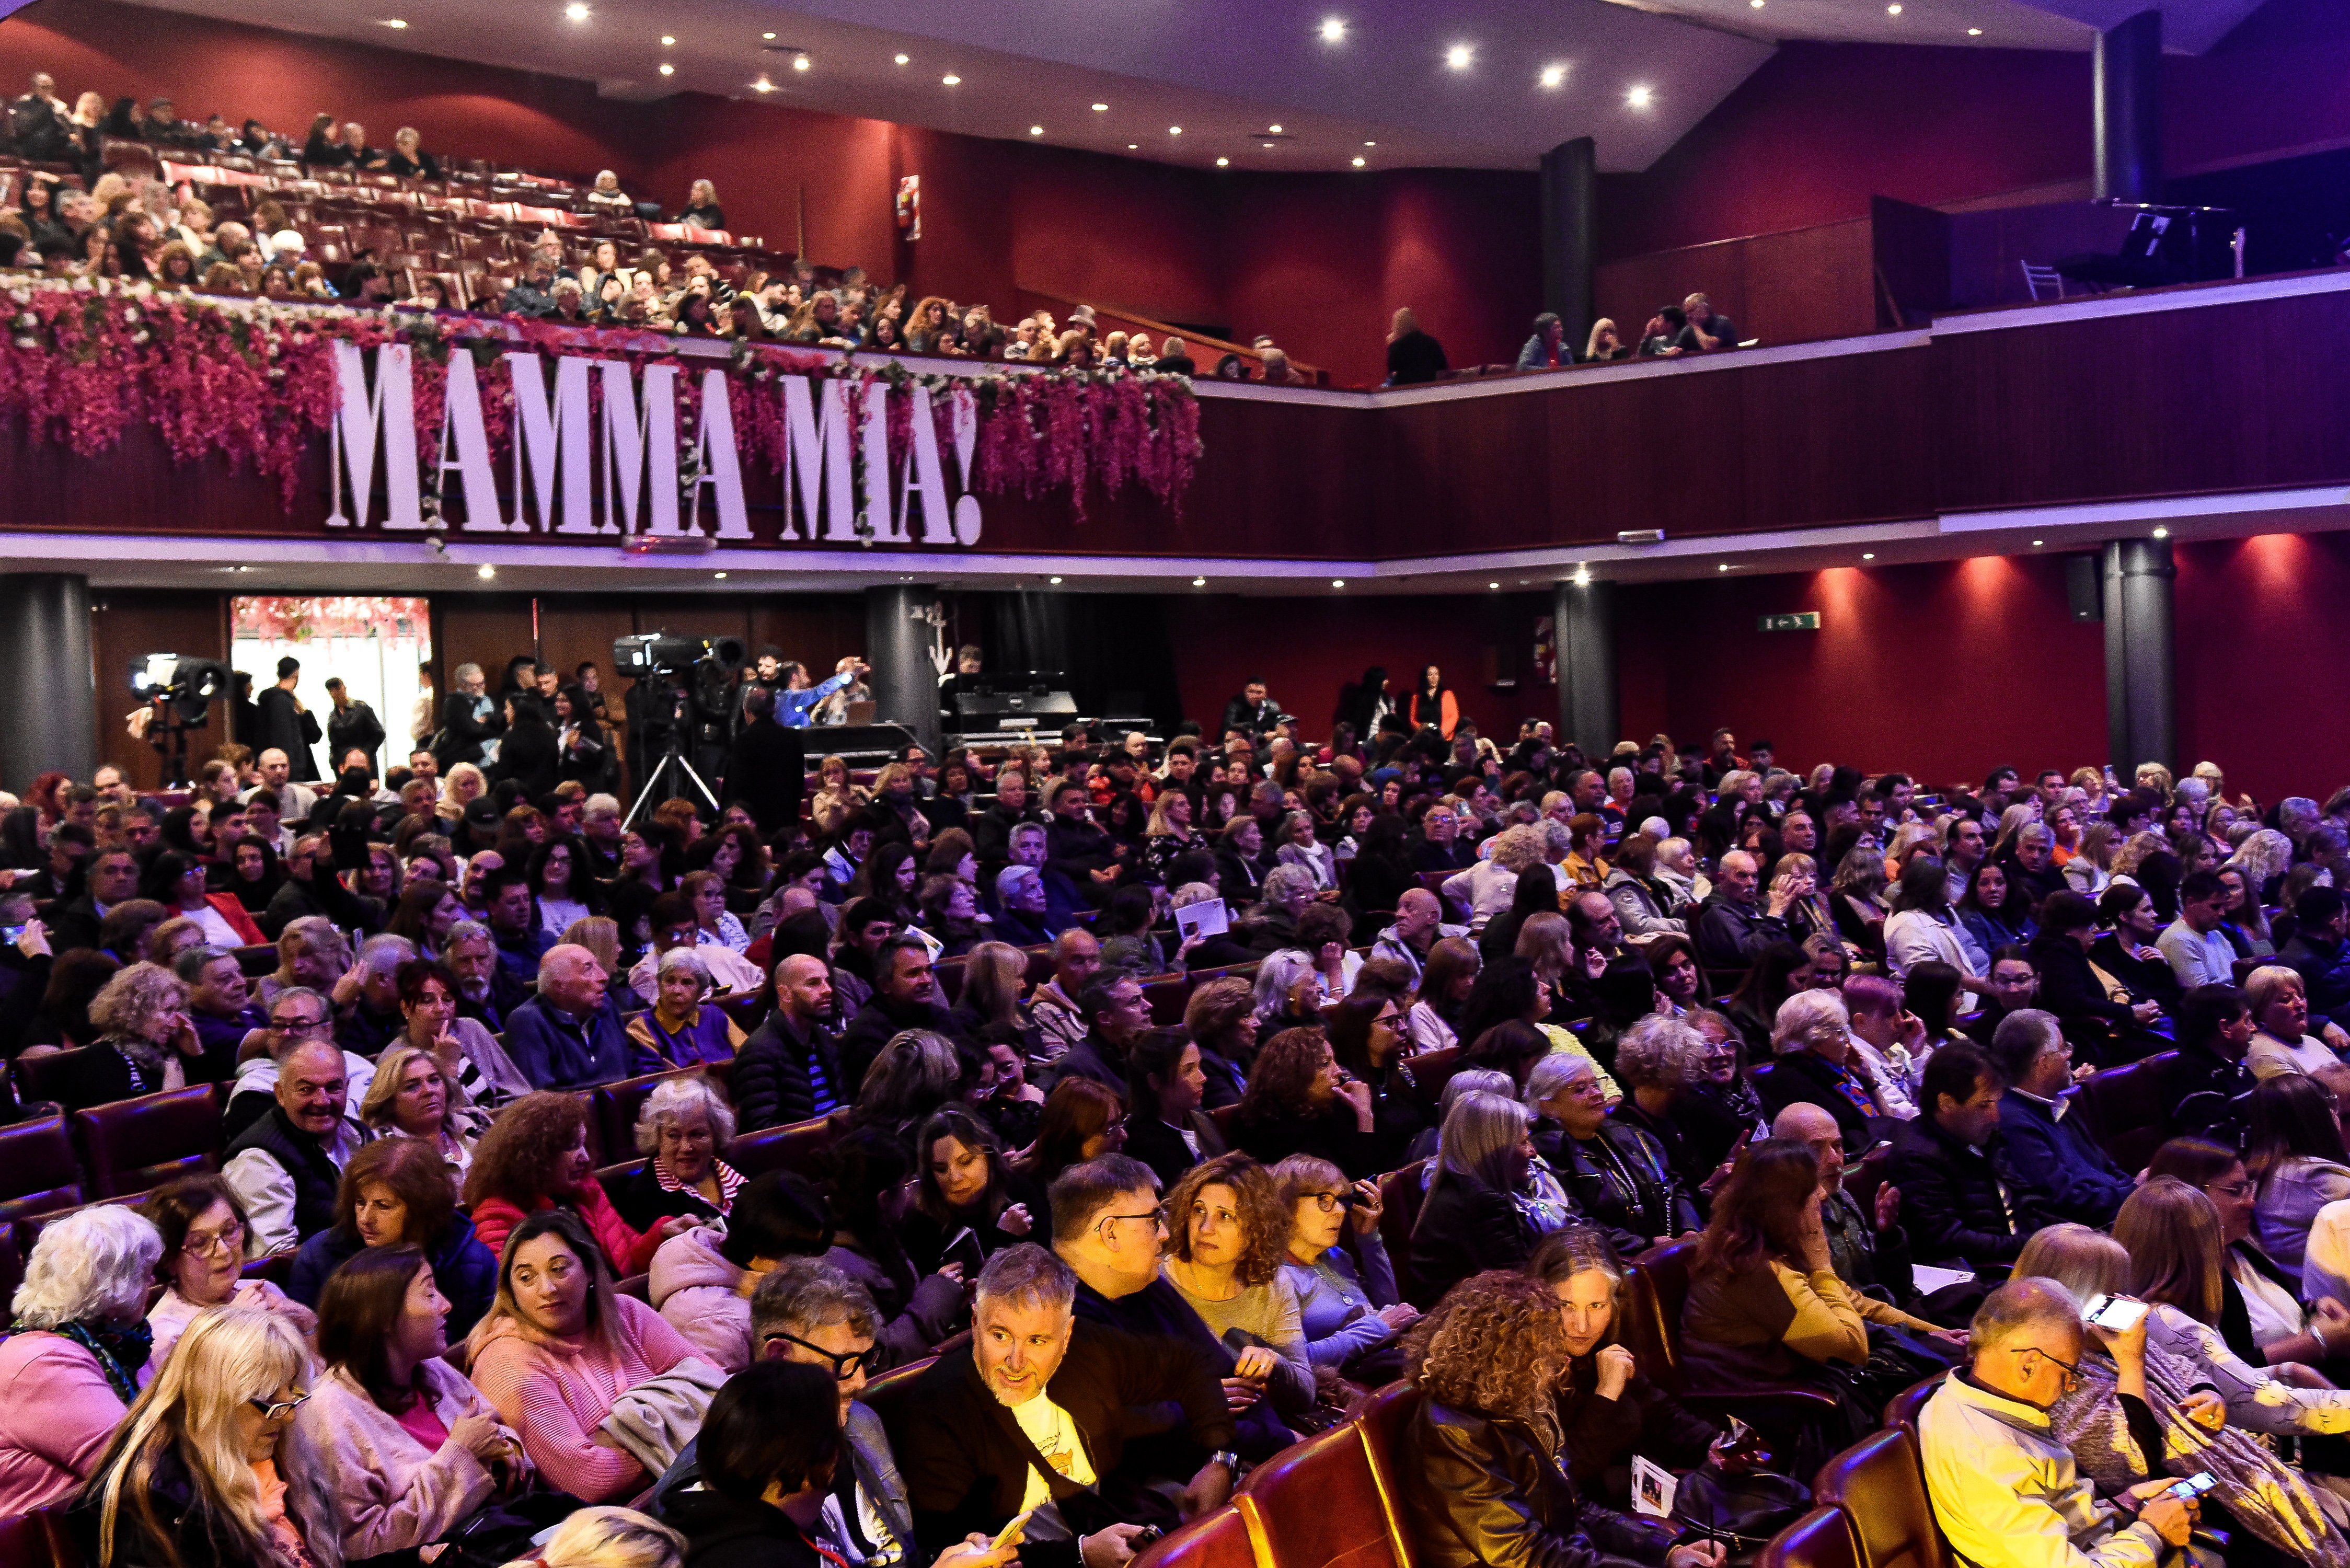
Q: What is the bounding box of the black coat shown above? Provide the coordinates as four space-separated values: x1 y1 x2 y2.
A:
886 1319 1231 1568
1408 1171 1537 1309
839 996 968 1090
325 699 386 773
253 686 321 779
435 690 502 768
492 720 561 799
1754 1048 1875 1155
1880 1115 2041 1271
724 715 804 836
67 1443 311 1568
1123 1109 1228 1191
1400 1399 1674 1568
731 1011 848 1131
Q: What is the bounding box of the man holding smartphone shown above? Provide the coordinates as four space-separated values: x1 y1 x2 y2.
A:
1919 1280 2196 1568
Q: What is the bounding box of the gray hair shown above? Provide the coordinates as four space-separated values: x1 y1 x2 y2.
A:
975 1242 1077 1317
1524 1051 1598 1105
1170 882 1219 908
1770 988 1850 1053
1615 1013 1708 1091
1969 1277 2082 1356
633 1074 736 1154
1261 864 1318 905
1251 949 1317 1022
453 662 482 683
171 945 237 986
267 987 330 1059
655 945 713 990
750 1254 877 1345
443 918 491 953
1987 1008 2064 1085
1439 1068 1516 1117
584 793 621 822
13 1204 163 1329
1435 1090 1532 1194
357 932 418 978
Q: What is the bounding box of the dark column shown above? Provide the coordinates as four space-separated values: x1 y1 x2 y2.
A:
864 583 941 756
0 574 94 793
2093 9 2162 203
1538 136 1597 354
1553 578 1617 761
2102 539 2175 776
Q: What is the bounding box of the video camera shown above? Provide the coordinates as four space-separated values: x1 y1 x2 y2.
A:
612 633 746 735
128 653 234 726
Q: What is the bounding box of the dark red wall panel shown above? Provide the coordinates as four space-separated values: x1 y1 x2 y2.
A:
2173 533 2350 807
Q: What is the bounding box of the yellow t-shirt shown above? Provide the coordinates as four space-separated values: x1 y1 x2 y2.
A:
1009 1392 1096 1513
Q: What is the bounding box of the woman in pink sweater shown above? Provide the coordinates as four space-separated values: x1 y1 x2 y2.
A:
0 1205 163 1515
464 1091 695 1279
296 1243 526 1560
466 1208 715 1501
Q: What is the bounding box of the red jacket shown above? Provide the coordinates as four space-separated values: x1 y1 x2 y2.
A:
470 1176 663 1278
204 894 269 947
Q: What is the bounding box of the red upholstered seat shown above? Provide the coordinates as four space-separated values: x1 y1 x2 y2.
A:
1379 1160 1430 1307
1624 1239 1843 1423
0 1111 83 1225
10 1047 87 1111
1353 1383 1422 1568
1812 1428 1950 1568
593 1068 701 1163
2071 1051 2180 1170
1237 1419 1409 1568
1132 1505 1260 1568
1758 1507 1862 1568
1143 973 1191 1025
75 1084 223 1198
732 1113 839 1178
1880 1372 1945 1443
0 1502 75 1568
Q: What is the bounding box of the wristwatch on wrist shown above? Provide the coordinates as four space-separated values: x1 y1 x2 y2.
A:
1210 1449 1241 1476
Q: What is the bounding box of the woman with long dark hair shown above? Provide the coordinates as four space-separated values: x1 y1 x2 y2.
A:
900 1105 1034 1275
1403 664 1456 739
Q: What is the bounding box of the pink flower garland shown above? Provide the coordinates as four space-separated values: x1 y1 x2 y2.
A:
0 280 1203 522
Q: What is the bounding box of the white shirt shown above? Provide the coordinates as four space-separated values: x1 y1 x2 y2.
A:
1009 1392 1095 1512
185 901 248 948
627 941 764 998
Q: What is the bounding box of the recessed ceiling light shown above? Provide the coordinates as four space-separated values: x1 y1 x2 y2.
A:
753 77 774 91
1192 577 1207 586
1263 142 1274 149
713 571 728 580
659 33 674 44
658 63 673 74
941 73 960 85
1269 124 1283 133
1886 3 1901 12
761 30 775 38
1750 0 1763 7
1445 43 1473 68
1364 140 1376 146
1862 552 1876 560
1967 26 1983 33
1031 125 1044 135
2152 526 2170 538
477 563 497 579
1127 142 1137 148
1331 579 1346 588
1717 563 1729 572
1627 84 1654 108
1352 156 1366 167
563 3 588 19
1488 582 1501 590
1169 125 1182 135
1320 17 1346 42
1048 575 1063 585
2032 539 2044 546
1092 102 1108 111
1572 568 1592 585
894 53 909 64
384 17 409 27
1216 157 1230 166
1539 64 1566 87
792 54 809 70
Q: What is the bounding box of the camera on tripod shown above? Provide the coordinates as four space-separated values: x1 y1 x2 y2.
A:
613 633 745 731
129 653 236 787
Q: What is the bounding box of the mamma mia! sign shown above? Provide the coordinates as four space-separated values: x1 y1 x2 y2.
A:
324 342 984 547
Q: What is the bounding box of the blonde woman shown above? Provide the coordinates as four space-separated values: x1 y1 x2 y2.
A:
69 1306 330 1568
809 754 869 835
2065 821 2119 897
360 1043 489 1180
512 1507 685 1568
437 762 487 824
676 179 724 230
1443 821 1548 932
1770 851 1836 949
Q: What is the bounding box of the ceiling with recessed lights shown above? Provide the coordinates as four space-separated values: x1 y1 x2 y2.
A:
108 0 2268 172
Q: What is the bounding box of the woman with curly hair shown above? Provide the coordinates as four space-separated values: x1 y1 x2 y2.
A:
464 1092 694 1279
1162 1152 1314 1417
1399 1270 1723 1568
1230 1026 1380 1179
73 959 227 1108
610 1076 745 1233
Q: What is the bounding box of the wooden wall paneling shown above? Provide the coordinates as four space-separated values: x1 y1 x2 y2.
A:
746 598 867 674
1944 200 2133 310
1739 219 1876 344
1869 198 1953 327
436 596 540 701
1542 371 1750 543
1595 239 1747 356
1738 348 1939 533
90 589 229 790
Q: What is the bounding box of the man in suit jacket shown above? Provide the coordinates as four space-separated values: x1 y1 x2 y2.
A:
254 656 322 781
1985 1009 2133 1228
1882 1042 2046 1272
889 1244 1236 1568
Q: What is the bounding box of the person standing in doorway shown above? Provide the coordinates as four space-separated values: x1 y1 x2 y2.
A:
324 678 386 778
254 657 322 782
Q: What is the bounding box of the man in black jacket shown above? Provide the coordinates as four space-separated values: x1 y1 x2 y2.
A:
1219 679 1280 744
221 1037 370 1253
839 935 969 1087
254 656 323 782
436 661 502 769
724 685 804 836
733 954 847 1131
1051 975 1151 1093
891 1241 1235 1568
45 846 140 956
1880 1043 2042 1273
322 678 386 775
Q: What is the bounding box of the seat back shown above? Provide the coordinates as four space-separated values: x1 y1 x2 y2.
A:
0 1112 83 1224
2072 1050 2179 1169
11 1047 88 1111
1132 1505 1261 1568
732 1114 839 1179
1378 1160 1429 1307
1352 1383 1422 1568
1621 1238 1696 1392
1880 1372 1945 1443
0 1221 22 1317
75 1084 224 1198
859 1352 938 1427
1812 1428 1949 1568
1395 1047 1460 1110
0 1503 73 1568
594 1068 701 1164
1143 973 1191 1025
1237 1421 1404 1568
1757 1507 1861 1568
2019 261 2064 301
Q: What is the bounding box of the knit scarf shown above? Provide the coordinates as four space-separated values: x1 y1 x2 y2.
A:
25 1317 154 1403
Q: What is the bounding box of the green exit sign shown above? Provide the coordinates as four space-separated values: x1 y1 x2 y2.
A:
1757 612 1821 632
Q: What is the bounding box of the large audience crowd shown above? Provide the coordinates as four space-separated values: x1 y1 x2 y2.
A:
0 645 2345 1567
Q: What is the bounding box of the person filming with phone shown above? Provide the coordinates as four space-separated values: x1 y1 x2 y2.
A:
1919 1279 2199 1568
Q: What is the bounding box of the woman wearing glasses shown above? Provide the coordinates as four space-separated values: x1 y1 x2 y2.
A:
0 1206 163 1515
467 1209 717 1502
68 1306 327 1568
296 1246 525 1561
1275 1155 1416 1383
141 1174 317 1380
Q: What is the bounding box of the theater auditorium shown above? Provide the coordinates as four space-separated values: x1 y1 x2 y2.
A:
0 0 2345 1562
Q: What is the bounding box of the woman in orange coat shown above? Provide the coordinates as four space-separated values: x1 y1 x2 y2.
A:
1407 664 1459 739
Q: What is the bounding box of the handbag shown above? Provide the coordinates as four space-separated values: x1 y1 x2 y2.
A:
1673 1461 1816 1562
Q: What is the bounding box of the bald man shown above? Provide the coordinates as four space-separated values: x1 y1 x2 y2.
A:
223 1036 370 1250
503 942 659 1089
733 953 846 1131
1372 887 1466 984
1772 1104 1955 1339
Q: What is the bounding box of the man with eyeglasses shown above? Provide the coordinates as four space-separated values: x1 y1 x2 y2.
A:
1049 1155 1290 1462
1986 1010 2132 1228
1411 802 1476 873
223 984 378 1142
1919 1279 2194 1568
895 1243 1238 1568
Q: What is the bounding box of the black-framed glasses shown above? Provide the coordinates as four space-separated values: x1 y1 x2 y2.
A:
1095 1206 1168 1236
2011 1345 2082 1392
1303 1191 1355 1214
249 1391 312 1421
765 1331 871 1381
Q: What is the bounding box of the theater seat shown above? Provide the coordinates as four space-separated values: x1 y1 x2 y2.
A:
1378 1161 1429 1307
1624 1239 1842 1424
594 1068 700 1162
0 1502 73 1568
1758 1507 1861 1568
1023 947 1056 988
1881 1372 1945 1442
2071 1051 2180 1170
1395 1048 1460 1110
0 1111 83 1225
1132 1505 1260 1568
1352 1383 1421 1568
0 1222 22 1316
76 1084 223 1198
860 1352 938 1426
731 1113 839 1179
10 1048 87 1112
1143 973 1190 1025
1812 1428 1949 1568
1236 1421 1408 1568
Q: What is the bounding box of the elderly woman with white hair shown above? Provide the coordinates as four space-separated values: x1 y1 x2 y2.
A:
1527 1051 1697 1258
0 1204 164 1513
624 946 746 1070
1754 988 1883 1155
1442 822 1549 933
609 1075 744 1234
1408 1090 1543 1308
